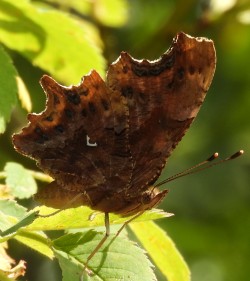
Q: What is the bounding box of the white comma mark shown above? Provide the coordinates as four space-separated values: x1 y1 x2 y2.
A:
86 135 97 147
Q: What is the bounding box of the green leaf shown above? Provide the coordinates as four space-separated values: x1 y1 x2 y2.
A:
0 211 39 237
0 212 13 238
93 0 129 27
0 0 105 84
0 199 52 257
4 162 37 199
44 0 128 27
0 199 38 238
0 199 27 220
45 0 91 16
14 230 54 259
0 44 17 133
130 221 191 281
27 206 172 231
53 231 156 281
16 76 32 112
0 200 52 258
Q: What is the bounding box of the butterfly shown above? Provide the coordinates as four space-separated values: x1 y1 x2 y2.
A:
12 32 216 271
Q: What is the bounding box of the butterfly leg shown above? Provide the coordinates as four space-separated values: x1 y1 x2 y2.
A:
81 212 110 279
116 211 144 237
81 211 144 279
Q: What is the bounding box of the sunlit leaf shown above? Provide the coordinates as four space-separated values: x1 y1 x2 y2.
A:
0 211 39 237
0 199 27 220
44 0 128 28
27 206 172 231
0 200 52 258
4 162 37 199
14 230 53 259
16 76 32 112
0 200 38 239
53 231 156 281
0 0 105 84
0 45 17 133
93 0 129 27
130 221 190 281
38 0 91 15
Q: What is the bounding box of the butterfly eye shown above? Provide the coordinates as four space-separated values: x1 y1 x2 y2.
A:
141 192 152 204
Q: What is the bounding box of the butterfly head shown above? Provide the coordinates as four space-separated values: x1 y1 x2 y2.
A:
119 187 168 217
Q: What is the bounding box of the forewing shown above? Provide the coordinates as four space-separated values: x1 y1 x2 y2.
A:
107 32 216 192
13 71 132 194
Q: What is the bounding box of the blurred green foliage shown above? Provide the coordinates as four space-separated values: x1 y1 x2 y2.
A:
0 0 249 280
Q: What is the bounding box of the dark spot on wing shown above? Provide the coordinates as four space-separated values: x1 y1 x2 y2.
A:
101 99 109 110
177 67 185 80
67 91 81 105
65 109 74 119
88 102 96 113
45 115 53 122
121 86 133 99
81 109 87 117
55 125 64 133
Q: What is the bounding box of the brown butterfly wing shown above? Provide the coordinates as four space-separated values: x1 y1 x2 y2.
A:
13 71 133 202
107 32 216 193
13 32 216 214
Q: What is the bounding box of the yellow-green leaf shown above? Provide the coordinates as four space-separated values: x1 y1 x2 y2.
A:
0 0 105 84
93 0 129 27
16 76 32 112
27 205 172 231
0 45 17 133
14 230 54 259
130 221 191 281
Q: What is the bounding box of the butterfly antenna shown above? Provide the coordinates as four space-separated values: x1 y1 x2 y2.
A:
155 150 244 188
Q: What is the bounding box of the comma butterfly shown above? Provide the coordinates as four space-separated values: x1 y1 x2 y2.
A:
13 32 217 272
